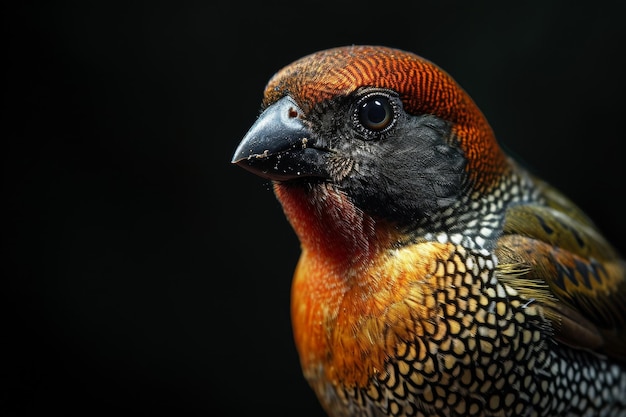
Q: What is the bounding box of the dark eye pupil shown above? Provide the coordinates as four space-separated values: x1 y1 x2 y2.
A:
358 96 393 131
365 100 386 123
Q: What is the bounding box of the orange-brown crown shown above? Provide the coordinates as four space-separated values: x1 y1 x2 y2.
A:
263 45 510 191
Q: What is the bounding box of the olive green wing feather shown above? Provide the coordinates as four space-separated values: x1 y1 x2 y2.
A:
495 177 626 361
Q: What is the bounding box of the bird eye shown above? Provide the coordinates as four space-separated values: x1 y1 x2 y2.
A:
355 94 396 136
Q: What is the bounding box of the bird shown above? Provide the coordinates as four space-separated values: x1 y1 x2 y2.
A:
231 45 626 417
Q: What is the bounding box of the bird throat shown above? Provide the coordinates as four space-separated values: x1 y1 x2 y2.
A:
273 181 397 270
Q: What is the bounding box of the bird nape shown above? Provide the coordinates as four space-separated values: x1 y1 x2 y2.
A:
231 45 626 417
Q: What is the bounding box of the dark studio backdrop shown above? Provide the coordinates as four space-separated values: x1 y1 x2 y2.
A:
4 2 626 416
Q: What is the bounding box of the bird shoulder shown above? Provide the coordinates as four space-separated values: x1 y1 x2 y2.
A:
494 188 626 361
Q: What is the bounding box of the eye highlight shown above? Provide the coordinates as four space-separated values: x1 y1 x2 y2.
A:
354 93 397 138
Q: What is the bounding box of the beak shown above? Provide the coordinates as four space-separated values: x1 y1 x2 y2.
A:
232 96 329 181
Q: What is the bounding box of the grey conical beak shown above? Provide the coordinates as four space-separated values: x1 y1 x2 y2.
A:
232 96 329 181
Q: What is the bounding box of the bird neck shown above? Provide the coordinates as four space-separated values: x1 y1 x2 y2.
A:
273 181 398 271
451 120 511 194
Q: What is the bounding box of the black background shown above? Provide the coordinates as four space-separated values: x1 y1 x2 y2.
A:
4 2 626 416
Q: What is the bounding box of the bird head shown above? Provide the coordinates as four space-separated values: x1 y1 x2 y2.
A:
232 45 510 238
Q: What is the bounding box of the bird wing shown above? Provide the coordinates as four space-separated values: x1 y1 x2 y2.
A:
494 176 626 361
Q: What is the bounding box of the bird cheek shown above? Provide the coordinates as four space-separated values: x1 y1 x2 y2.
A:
328 156 356 183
